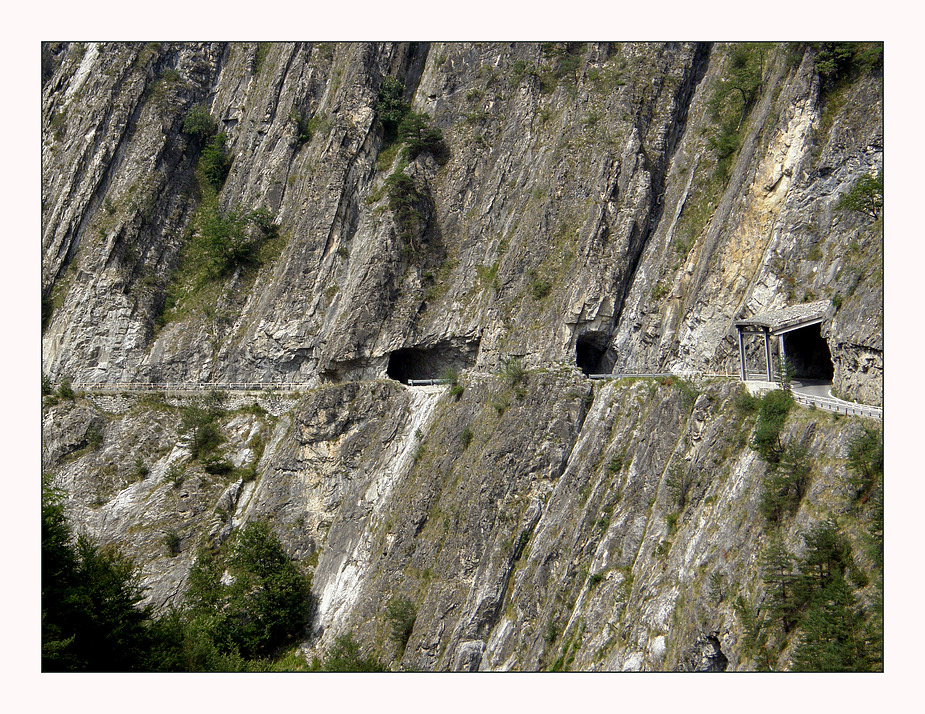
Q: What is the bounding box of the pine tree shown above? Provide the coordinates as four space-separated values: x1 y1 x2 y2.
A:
760 534 799 632
790 576 873 671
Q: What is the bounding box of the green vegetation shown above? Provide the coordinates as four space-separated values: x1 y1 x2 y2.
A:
759 441 811 525
847 426 883 504
198 134 232 192
665 463 697 512
290 109 329 149
706 43 768 183
43 483 171 671
159 103 285 329
398 112 447 162
527 269 552 300
375 76 446 165
538 43 586 95
749 519 881 671
181 521 311 661
180 400 224 461
376 76 408 142
385 597 416 654
460 425 474 450
444 368 464 398
310 633 384 671
182 104 218 141
811 42 882 98
501 356 526 388
57 376 75 400
254 42 272 75
384 167 423 249
835 170 882 221
751 389 793 464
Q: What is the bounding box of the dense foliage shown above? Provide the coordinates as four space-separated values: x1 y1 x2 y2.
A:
42 491 313 671
751 388 793 463
310 633 384 672
744 390 884 671
812 42 883 96
376 77 409 141
181 521 312 662
42 484 166 671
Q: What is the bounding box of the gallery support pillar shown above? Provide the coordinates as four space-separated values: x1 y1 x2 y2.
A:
763 328 772 382
737 327 746 381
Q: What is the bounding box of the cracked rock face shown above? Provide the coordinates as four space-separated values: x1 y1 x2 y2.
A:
43 42 880 403
42 42 883 670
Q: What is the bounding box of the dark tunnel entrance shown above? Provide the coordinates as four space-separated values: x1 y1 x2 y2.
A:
576 332 612 377
386 339 480 384
782 323 834 381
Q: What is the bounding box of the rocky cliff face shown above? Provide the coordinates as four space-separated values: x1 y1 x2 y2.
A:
42 42 883 671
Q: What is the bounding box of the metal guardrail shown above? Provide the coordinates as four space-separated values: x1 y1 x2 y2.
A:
588 372 736 380
68 382 309 392
60 375 881 420
791 391 882 421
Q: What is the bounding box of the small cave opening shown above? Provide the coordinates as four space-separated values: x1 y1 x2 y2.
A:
783 323 834 381
386 338 480 384
576 332 613 377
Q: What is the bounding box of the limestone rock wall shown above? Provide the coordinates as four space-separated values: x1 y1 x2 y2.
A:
41 41 884 671
43 374 881 671
43 42 882 401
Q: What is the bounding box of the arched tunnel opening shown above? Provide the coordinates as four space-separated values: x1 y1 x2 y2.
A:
782 323 834 381
576 332 613 377
386 338 480 384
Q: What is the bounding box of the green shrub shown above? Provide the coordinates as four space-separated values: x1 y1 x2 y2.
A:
835 170 882 221
706 43 767 183
290 110 328 149
133 458 149 481
42 484 159 671
501 357 526 387
759 440 811 525
527 269 552 299
198 133 232 192
385 169 422 247
398 112 447 162
312 633 384 672
376 76 408 141
163 531 181 557
665 463 697 511
751 389 793 463
184 521 311 660
385 597 416 653
847 426 883 503
812 42 882 96
85 423 104 451
57 376 75 400
460 426 474 450
733 389 760 416
165 462 185 489
181 404 225 460
666 512 679 534
182 104 217 141
203 458 234 476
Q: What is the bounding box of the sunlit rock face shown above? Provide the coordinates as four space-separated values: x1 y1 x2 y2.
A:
42 42 883 670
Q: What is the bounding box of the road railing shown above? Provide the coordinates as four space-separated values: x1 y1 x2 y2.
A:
68 382 311 393
58 375 882 420
791 390 882 421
